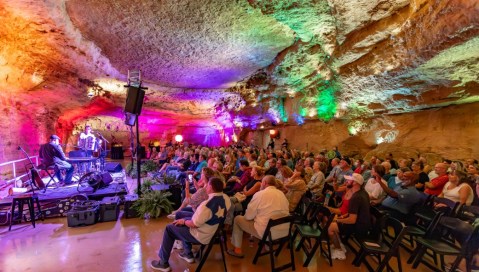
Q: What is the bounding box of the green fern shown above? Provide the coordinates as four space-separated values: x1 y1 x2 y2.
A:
132 190 174 218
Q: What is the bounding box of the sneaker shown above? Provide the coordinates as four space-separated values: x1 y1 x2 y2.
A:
173 240 183 250
150 260 171 271
178 251 195 264
331 249 346 260
167 211 177 220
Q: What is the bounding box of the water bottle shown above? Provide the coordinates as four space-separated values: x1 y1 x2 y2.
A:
324 191 331 207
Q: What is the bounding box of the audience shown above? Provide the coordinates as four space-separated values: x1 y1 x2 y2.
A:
328 173 371 260
439 170 474 205
425 163 449 196
284 165 307 212
140 141 478 271
378 171 422 221
227 175 289 258
150 177 231 272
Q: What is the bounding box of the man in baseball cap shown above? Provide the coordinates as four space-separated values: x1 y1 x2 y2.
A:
39 134 74 185
328 173 371 260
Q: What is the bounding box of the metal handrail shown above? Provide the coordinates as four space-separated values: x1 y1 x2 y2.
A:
0 156 39 185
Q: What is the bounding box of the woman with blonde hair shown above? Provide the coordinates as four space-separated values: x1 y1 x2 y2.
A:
439 170 474 205
285 165 307 212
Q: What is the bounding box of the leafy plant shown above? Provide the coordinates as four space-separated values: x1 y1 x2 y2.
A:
132 190 174 218
134 177 159 195
126 160 160 178
162 174 179 185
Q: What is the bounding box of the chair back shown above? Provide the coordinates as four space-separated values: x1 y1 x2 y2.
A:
369 206 389 242
384 217 409 245
263 215 293 243
437 216 478 252
434 197 460 217
458 205 479 223
315 205 335 234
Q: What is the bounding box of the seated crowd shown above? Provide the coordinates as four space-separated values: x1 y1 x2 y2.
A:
148 142 479 271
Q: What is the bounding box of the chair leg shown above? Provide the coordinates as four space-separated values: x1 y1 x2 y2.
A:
407 244 420 264
290 237 295 271
195 243 213 272
8 200 17 231
303 240 320 267
450 256 462 272
275 241 285 257
28 198 35 228
295 237 305 251
396 251 402 272
269 242 275 271
253 240 264 264
412 246 427 269
219 236 227 272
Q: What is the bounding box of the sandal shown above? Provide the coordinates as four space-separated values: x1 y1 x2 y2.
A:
226 249 244 258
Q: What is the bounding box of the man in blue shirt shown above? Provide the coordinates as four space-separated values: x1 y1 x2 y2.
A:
379 171 422 221
150 177 231 271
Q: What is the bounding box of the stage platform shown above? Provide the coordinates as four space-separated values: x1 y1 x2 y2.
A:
0 171 129 208
0 182 128 206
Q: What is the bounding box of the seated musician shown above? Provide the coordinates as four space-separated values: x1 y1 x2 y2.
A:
77 125 102 156
39 135 74 185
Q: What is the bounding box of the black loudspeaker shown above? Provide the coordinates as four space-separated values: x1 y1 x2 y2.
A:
105 162 123 173
124 86 145 115
100 172 113 187
124 112 136 126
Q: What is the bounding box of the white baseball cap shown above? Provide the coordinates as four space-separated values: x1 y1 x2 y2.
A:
344 173 364 185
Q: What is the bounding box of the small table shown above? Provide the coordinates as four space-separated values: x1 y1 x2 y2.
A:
111 146 124 160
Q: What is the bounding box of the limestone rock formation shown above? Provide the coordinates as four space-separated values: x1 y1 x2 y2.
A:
0 0 478 162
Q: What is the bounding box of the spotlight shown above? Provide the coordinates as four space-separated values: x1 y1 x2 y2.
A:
175 134 183 143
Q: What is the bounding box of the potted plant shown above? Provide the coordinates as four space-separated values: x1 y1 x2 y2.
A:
132 190 174 219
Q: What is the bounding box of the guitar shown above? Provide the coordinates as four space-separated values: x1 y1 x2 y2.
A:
17 146 45 189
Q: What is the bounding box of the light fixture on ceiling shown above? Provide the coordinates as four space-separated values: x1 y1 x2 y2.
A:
87 85 105 98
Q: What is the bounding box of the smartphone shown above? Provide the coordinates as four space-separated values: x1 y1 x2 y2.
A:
188 174 193 182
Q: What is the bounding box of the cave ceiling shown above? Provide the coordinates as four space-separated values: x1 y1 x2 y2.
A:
1 0 478 133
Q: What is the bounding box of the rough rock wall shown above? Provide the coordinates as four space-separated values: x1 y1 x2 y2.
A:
270 102 479 161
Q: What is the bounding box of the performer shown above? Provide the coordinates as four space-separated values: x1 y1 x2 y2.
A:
78 125 102 155
39 135 74 185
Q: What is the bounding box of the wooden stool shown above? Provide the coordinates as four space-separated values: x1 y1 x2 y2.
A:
9 193 43 231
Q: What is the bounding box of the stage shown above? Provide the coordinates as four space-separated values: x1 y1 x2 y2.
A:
0 171 130 219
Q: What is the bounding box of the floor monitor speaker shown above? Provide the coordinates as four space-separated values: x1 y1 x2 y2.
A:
105 162 123 173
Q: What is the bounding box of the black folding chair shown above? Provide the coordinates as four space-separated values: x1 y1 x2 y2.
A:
457 205 479 224
193 221 227 272
354 217 409 272
411 216 479 272
293 205 335 267
252 215 295 272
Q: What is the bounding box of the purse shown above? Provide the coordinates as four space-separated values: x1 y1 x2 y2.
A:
234 192 247 203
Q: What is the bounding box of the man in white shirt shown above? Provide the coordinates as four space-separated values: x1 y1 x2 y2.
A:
77 125 101 154
150 177 231 272
227 175 290 258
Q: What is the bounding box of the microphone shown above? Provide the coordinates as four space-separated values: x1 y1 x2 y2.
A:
17 146 22 150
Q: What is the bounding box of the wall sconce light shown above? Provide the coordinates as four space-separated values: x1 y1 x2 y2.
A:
174 134 183 143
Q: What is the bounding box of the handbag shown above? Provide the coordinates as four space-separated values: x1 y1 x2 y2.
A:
234 192 247 203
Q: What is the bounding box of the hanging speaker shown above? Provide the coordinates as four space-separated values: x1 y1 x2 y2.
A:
124 86 145 115
124 112 136 126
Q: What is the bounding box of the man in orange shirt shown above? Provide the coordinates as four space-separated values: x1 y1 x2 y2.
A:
424 163 448 196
